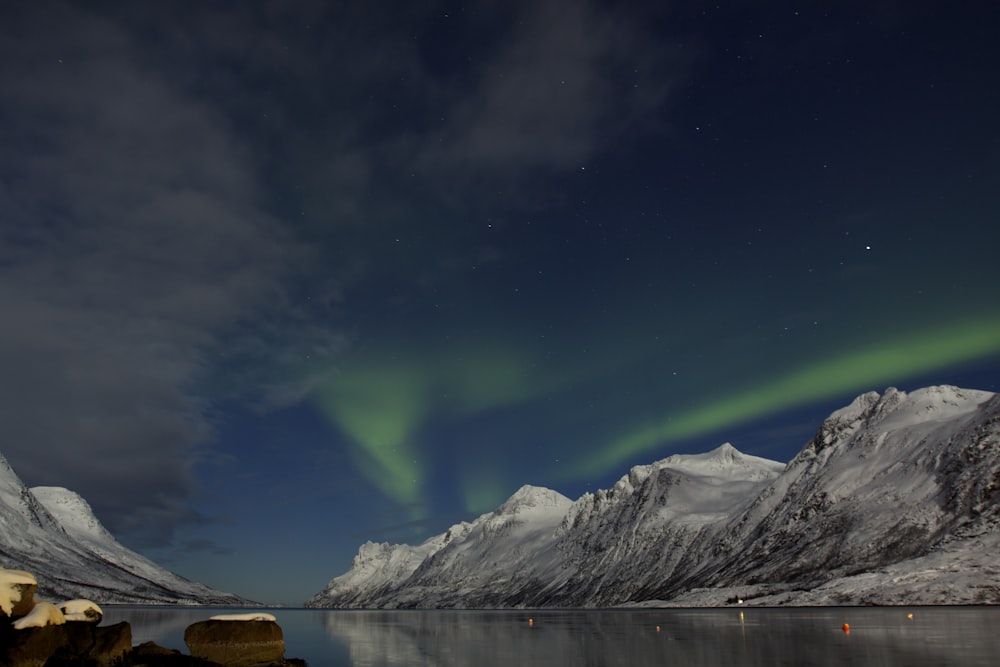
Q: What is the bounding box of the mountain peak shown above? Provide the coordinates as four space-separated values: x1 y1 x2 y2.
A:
655 442 784 480
496 485 571 515
708 442 740 462
815 385 995 452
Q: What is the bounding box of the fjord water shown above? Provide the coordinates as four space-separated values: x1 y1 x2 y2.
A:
104 606 1000 666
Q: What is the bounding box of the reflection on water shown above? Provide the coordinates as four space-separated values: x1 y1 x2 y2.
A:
104 606 1000 666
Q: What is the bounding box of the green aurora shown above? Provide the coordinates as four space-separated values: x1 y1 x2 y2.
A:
313 342 551 512
314 315 1000 514
571 315 1000 478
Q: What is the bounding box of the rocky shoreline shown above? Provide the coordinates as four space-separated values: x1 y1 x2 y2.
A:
1 567 306 666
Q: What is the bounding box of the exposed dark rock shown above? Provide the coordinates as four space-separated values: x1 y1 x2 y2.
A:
86 622 132 666
130 641 227 666
0 623 70 667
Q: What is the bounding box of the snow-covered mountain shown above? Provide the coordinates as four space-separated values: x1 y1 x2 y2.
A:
0 453 249 604
307 385 1000 608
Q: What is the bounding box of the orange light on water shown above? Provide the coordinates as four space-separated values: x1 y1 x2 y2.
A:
842 623 850 634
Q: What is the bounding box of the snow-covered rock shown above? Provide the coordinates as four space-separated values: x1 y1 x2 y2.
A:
58 599 103 623
0 454 250 605
12 600 65 630
307 385 1000 608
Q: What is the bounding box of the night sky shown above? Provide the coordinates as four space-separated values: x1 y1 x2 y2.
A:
1 1 998 605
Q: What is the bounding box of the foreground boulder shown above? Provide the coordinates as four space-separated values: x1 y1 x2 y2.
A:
0 621 130 667
3 621 304 666
3 568 304 665
131 641 238 666
184 619 285 666
1 623 70 667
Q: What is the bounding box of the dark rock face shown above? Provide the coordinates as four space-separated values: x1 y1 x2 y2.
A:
131 641 235 666
0 621 131 667
184 620 285 667
0 623 69 667
85 622 133 666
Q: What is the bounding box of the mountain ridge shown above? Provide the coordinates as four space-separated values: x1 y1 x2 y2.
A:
307 385 1000 608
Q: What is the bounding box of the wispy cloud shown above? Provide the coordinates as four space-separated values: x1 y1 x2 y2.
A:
0 3 337 546
436 1 678 170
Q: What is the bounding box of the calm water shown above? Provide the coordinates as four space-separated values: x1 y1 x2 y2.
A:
102 606 1000 666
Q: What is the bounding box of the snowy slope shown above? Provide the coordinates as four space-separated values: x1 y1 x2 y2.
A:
308 443 785 607
31 486 119 544
544 442 786 605
307 485 574 608
307 385 1000 608
314 521 476 608
690 386 999 594
0 454 249 604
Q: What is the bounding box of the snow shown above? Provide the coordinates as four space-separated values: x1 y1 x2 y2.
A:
308 485 575 608
858 385 991 434
31 486 115 542
12 600 65 629
660 442 785 479
0 567 36 616
210 612 277 622
495 485 572 516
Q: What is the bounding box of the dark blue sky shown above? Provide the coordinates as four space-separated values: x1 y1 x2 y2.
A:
1 1 998 604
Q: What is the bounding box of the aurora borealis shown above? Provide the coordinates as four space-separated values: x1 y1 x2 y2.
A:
2 1 999 603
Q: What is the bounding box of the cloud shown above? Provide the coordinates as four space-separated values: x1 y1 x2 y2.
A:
374 0 685 222
0 3 336 546
256 1 686 230
0 0 687 549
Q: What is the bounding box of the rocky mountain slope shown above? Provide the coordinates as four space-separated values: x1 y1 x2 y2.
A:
307 385 1000 607
0 453 249 604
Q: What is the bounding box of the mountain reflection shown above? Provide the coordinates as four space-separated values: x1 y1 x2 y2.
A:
320 610 677 667
318 608 1000 667
102 606 1000 666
